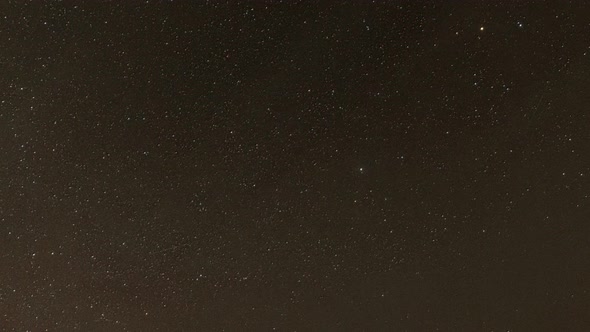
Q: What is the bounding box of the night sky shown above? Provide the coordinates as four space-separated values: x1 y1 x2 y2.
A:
1 1 590 331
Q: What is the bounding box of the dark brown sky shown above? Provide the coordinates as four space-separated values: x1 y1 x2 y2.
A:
1 1 589 331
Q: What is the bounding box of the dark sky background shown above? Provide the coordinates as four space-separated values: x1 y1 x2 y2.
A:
1 1 590 331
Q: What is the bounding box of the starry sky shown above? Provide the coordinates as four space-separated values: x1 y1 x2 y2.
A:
1 1 590 331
